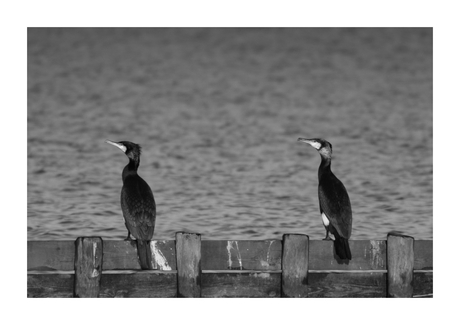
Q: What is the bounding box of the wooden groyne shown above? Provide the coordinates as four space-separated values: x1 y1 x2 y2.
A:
27 233 433 298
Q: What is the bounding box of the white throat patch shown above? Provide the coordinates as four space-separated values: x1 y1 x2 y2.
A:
118 144 127 153
310 141 321 150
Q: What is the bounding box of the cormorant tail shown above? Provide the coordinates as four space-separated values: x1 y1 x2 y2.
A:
136 240 153 270
334 235 352 260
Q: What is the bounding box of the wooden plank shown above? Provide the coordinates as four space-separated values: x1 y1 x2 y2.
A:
201 272 281 298
27 240 177 271
148 240 176 270
74 237 103 297
27 274 74 298
28 241 75 271
308 272 386 298
28 239 422 272
387 233 414 298
309 240 386 270
201 240 282 270
103 240 176 270
102 240 138 270
100 272 177 297
281 234 309 297
413 272 433 298
176 232 201 297
414 240 433 270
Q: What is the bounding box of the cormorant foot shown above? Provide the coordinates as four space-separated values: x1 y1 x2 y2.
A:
323 236 333 241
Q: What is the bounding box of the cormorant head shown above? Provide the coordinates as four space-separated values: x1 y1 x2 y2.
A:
106 140 142 162
297 138 332 159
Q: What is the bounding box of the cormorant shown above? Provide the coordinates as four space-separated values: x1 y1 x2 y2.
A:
106 140 156 269
298 138 352 260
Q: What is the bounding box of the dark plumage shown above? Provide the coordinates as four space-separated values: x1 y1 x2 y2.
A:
298 138 352 260
106 140 156 269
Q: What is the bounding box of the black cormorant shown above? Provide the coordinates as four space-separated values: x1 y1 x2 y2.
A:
106 140 156 269
298 138 352 260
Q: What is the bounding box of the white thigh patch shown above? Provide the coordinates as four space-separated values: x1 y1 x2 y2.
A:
321 212 330 227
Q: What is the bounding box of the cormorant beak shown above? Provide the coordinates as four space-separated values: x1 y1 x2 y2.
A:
105 139 127 153
297 138 321 150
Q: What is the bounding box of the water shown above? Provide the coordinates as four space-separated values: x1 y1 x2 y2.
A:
27 28 432 241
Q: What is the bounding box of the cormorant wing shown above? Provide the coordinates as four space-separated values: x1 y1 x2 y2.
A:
121 175 156 240
318 173 352 239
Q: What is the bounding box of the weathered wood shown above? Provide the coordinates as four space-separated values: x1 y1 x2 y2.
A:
414 240 433 270
413 272 433 298
413 240 433 298
27 238 432 298
100 272 177 297
27 239 389 271
201 240 282 270
308 272 387 298
27 274 74 298
387 233 414 298
148 240 176 270
28 241 75 271
201 272 280 297
101 240 139 269
176 232 201 297
103 240 176 270
281 234 309 297
309 240 386 270
74 237 103 298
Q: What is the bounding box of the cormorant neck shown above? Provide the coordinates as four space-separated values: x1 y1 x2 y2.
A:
122 158 139 181
318 155 331 180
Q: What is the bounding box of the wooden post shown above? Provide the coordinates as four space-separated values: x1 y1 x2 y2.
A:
176 232 201 297
387 233 414 298
281 234 309 297
74 237 103 298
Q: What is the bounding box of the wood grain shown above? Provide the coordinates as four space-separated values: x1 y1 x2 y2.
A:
176 232 201 297
27 238 433 298
201 272 280 297
281 234 309 297
103 240 176 270
27 274 74 298
413 272 433 298
28 241 75 271
27 240 388 271
387 234 414 298
99 272 177 297
201 240 282 270
74 237 103 297
308 272 386 297
414 240 433 270
309 240 387 270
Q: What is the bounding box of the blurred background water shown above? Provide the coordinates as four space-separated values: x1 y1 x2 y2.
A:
27 28 432 241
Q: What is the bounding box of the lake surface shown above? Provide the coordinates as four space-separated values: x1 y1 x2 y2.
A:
27 28 433 241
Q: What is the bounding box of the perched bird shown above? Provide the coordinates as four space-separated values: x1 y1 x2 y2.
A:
298 138 352 260
106 140 156 269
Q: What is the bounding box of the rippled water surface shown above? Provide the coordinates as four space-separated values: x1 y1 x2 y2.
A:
28 28 432 241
